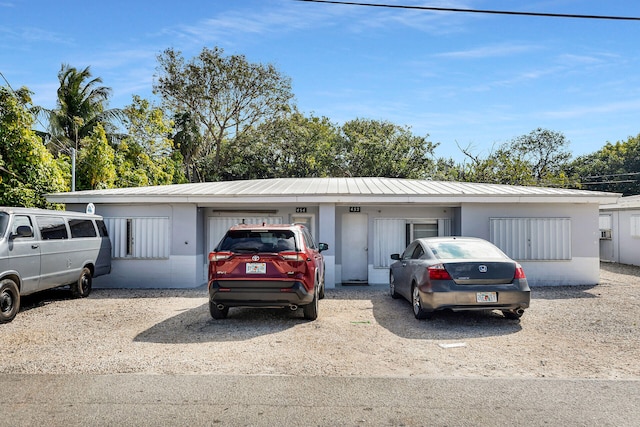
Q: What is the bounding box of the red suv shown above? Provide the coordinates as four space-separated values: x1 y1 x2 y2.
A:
208 224 328 320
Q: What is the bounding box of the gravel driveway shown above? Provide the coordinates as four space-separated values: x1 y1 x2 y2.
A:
2 262 639 379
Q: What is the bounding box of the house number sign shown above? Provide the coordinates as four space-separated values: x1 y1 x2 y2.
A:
295 207 307 213
349 207 361 213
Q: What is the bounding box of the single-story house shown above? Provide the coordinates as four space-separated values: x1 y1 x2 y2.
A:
599 195 640 267
46 177 620 288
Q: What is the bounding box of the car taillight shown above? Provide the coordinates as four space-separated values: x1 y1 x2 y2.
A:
428 264 452 280
514 263 526 279
280 252 305 261
209 252 232 262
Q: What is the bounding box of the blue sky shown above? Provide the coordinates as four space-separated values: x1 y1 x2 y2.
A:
2 0 640 161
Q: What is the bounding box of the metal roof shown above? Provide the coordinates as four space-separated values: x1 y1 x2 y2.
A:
46 177 620 205
601 194 640 210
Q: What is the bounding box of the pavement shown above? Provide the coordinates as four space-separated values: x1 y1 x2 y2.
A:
3 374 639 426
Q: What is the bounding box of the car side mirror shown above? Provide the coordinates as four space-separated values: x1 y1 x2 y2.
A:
11 225 34 239
318 243 329 252
390 254 400 260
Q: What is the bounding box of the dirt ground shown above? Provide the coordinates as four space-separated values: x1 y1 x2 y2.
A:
1 262 639 379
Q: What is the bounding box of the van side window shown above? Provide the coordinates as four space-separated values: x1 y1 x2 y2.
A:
36 216 68 240
96 220 109 237
12 215 33 236
69 219 98 238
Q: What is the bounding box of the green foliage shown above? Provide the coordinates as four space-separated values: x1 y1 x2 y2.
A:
337 118 437 178
458 128 572 187
43 64 123 153
226 111 340 179
76 124 116 190
114 96 186 187
566 134 640 195
0 86 67 208
154 46 294 181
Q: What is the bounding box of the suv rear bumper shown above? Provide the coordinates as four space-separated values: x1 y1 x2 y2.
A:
209 280 314 308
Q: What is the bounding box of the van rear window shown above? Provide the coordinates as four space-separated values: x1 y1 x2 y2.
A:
69 219 97 238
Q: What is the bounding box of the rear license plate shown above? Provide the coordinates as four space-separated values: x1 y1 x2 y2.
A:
476 292 497 303
246 263 266 274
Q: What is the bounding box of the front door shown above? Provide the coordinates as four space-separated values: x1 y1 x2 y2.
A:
7 215 41 294
341 213 368 283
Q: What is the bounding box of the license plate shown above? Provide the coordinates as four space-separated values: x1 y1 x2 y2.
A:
246 262 266 274
476 292 497 303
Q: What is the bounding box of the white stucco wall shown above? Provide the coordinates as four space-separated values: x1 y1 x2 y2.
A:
601 209 640 267
460 203 601 286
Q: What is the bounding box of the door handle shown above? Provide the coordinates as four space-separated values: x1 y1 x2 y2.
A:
32 244 39 249
401 262 407 267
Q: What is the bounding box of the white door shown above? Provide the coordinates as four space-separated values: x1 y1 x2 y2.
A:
341 213 368 283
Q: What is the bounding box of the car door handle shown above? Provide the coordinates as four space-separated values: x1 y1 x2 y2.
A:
32 244 39 249
401 262 407 267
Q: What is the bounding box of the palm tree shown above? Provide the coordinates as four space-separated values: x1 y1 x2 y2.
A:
43 64 123 154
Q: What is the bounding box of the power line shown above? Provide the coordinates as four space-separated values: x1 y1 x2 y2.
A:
293 0 640 21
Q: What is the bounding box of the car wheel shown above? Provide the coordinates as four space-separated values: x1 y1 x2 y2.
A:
71 267 92 298
502 309 524 320
209 300 229 319
303 283 319 321
389 272 400 299
0 279 20 324
412 284 430 320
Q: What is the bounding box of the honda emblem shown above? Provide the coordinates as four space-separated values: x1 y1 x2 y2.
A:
252 255 260 261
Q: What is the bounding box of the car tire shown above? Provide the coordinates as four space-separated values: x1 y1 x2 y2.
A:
71 267 92 298
303 283 319 321
209 300 229 319
389 272 400 299
0 278 20 324
412 284 430 320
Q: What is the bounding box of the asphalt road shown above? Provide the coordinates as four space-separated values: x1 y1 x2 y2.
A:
3 374 639 426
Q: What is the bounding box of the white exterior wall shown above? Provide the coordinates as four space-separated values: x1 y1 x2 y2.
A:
68 203 201 289
65 198 605 288
460 203 601 286
601 209 640 267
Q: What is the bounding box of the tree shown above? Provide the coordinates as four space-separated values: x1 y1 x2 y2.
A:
76 124 116 190
114 96 186 187
566 134 640 195
458 128 572 186
227 111 340 179
0 86 67 207
154 47 294 181
336 118 438 178
172 111 203 183
42 64 123 155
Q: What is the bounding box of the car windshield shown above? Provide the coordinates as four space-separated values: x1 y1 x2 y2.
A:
428 240 507 260
0 212 8 238
218 230 297 253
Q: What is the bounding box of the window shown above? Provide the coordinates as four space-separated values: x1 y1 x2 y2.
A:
11 215 33 235
407 223 438 242
96 220 109 238
69 219 97 238
104 217 169 259
490 217 571 261
36 216 68 240
599 215 612 240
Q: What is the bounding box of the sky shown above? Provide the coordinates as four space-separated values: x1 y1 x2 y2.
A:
2 0 640 162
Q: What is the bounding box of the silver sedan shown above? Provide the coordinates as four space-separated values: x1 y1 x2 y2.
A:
390 237 531 320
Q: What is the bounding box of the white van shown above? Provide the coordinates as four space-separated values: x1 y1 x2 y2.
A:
0 207 112 323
